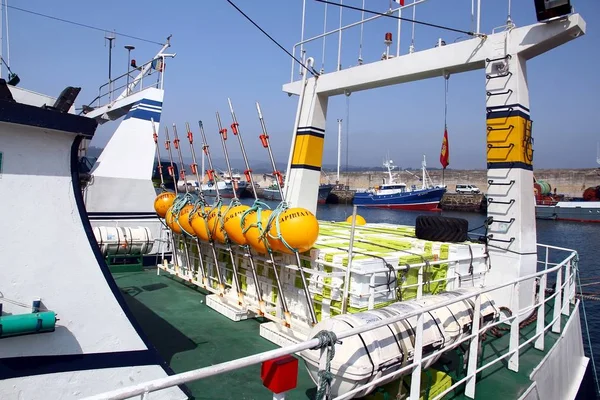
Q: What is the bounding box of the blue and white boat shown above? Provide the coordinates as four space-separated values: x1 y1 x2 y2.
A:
353 156 446 211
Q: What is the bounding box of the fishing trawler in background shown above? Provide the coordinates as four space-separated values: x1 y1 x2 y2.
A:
262 181 335 204
353 156 446 210
535 146 600 222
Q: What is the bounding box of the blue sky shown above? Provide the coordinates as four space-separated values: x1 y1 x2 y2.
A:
4 0 599 170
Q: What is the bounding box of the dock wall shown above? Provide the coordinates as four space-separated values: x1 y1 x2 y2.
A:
251 168 599 198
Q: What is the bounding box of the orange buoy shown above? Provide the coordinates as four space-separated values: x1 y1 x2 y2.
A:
242 209 273 254
206 205 228 243
190 208 210 241
345 214 366 226
268 207 319 254
223 204 251 246
154 192 176 218
178 204 196 236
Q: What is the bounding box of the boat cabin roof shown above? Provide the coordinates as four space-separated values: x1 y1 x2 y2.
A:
380 183 406 189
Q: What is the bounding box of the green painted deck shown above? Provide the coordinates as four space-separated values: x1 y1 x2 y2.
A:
115 270 317 400
114 270 569 400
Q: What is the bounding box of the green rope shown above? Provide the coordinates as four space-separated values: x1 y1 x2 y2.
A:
266 201 304 253
239 199 273 252
312 330 339 400
171 193 195 235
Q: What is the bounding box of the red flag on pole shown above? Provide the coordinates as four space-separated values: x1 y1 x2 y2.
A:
395 0 405 5
440 128 449 169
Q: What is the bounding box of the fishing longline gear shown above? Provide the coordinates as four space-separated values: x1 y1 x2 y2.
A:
150 119 180 265
152 120 176 218
250 102 319 326
224 98 279 318
163 126 195 273
175 122 208 289
189 120 231 295
234 108 293 325
213 111 245 306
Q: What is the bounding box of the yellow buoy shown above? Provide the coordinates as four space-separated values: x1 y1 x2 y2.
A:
242 209 273 254
268 207 319 254
190 208 210 241
178 204 196 236
154 192 176 218
346 214 366 226
223 204 251 246
206 205 228 243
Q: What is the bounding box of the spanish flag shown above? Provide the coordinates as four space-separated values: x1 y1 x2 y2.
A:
440 128 449 169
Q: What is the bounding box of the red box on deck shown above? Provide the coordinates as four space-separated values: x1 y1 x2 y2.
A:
260 355 299 394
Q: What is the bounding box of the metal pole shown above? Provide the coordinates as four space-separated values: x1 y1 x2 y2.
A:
215 112 244 304
125 45 135 95
184 122 210 288
167 125 195 276
226 99 268 315
300 0 306 76
152 119 179 268
197 121 227 295
337 118 342 183
341 205 358 314
256 102 318 326
105 34 115 101
476 0 481 34
396 7 402 57
337 0 343 71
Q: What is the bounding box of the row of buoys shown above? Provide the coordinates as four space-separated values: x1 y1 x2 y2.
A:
154 192 322 255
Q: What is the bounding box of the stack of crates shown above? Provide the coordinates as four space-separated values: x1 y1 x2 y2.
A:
174 221 489 328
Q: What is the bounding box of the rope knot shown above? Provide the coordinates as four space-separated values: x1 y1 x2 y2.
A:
311 330 340 400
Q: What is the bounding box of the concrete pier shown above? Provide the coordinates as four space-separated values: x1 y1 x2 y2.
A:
440 193 487 213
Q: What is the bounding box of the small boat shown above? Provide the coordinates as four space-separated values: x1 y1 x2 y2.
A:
353 156 446 211
179 170 248 198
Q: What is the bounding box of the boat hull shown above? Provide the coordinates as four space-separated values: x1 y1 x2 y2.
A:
353 187 446 211
263 184 334 204
198 181 248 199
535 201 600 223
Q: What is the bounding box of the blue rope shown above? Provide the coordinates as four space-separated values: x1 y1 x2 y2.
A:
311 330 340 400
576 255 600 396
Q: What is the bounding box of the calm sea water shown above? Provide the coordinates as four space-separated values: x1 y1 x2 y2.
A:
312 203 600 370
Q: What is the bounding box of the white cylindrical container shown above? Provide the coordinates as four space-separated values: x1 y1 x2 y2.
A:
93 226 154 257
301 289 498 399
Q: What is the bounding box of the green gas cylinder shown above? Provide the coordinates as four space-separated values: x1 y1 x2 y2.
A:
0 311 56 338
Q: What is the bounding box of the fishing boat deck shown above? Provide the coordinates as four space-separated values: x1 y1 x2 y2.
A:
114 269 574 400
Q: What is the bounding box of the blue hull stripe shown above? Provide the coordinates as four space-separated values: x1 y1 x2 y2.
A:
124 99 163 122
124 109 162 122
353 187 446 206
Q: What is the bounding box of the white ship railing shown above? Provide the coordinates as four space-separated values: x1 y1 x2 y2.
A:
86 56 167 109
83 243 578 400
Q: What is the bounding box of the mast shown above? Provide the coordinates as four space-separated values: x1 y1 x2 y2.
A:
336 118 342 184
421 155 426 190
